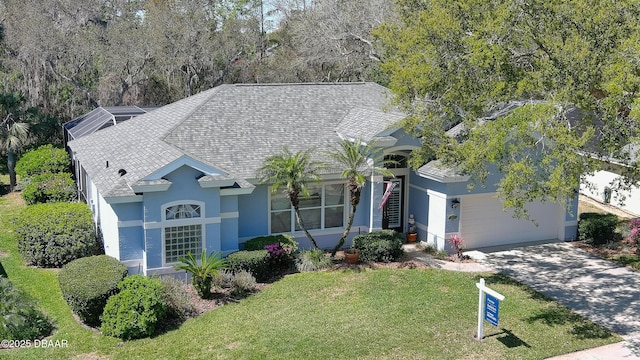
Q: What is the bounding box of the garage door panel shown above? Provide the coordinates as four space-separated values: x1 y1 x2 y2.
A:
460 195 559 249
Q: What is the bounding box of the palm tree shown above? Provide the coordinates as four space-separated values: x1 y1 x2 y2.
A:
258 147 323 249
0 93 33 192
326 138 394 256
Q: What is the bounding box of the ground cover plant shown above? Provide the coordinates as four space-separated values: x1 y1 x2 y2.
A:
0 192 621 359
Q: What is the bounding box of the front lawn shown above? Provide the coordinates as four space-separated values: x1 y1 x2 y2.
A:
0 194 621 359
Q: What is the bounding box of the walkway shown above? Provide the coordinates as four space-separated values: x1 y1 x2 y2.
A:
477 242 640 359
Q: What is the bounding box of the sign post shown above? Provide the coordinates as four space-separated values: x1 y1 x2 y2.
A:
476 278 505 340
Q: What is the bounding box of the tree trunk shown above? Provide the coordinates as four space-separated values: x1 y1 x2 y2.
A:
293 205 319 249
331 203 358 257
7 150 16 192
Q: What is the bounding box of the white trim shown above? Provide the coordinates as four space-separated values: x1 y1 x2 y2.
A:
199 179 237 188
104 195 143 204
143 155 224 181
409 183 429 193
145 216 220 230
131 182 172 193
221 187 255 196
221 211 239 219
426 189 447 199
118 220 143 228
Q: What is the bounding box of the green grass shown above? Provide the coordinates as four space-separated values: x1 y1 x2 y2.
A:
0 194 621 359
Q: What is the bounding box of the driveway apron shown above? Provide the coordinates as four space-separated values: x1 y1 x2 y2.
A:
480 242 640 355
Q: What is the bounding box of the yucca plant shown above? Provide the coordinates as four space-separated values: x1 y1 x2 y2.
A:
174 250 226 299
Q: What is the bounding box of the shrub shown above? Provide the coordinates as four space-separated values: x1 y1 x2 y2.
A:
159 276 196 320
212 269 234 289
173 250 226 299
22 172 77 205
244 234 298 252
624 218 640 254
15 144 70 178
352 230 404 262
229 270 257 297
295 248 332 272
100 275 167 340
578 213 619 246
0 278 52 341
13 202 101 267
226 250 270 282
59 255 128 327
265 242 295 272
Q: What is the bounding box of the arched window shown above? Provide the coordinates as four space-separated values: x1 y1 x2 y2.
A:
162 202 204 264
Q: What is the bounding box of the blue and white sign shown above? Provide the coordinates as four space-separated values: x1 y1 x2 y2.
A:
475 278 505 340
484 293 499 327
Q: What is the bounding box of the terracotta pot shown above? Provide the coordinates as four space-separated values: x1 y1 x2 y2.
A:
406 233 417 243
344 249 360 264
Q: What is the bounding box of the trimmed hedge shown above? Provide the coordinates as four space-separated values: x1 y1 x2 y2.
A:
22 172 77 205
15 144 70 177
244 234 298 252
226 250 270 282
578 212 619 246
13 202 101 267
0 277 52 340
100 275 167 340
59 255 128 327
352 230 404 262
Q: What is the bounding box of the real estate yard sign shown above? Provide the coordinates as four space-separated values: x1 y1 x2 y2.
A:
476 278 505 340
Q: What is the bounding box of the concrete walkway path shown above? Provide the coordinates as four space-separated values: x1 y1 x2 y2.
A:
477 242 640 359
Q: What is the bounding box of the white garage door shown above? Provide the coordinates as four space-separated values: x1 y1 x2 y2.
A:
460 195 560 249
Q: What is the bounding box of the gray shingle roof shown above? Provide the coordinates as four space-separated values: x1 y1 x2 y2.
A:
68 83 403 198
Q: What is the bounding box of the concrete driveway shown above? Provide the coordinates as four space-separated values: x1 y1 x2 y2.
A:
478 242 640 358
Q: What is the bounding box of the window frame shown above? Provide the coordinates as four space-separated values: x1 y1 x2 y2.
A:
161 200 206 266
268 182 347 234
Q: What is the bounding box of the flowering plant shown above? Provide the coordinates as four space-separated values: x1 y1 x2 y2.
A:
625 219 640 254
449 234 464 258
264 242 295 270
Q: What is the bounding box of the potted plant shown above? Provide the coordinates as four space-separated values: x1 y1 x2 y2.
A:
406 214 417 243
344 248 360 264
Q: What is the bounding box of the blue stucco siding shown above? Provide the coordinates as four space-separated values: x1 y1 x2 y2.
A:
205 223 222 252
220 217 239 253
145 228 162 269
221 195 238 213
111 202 143 222
119 227 144 261
143 166 221 222
238 185 269 238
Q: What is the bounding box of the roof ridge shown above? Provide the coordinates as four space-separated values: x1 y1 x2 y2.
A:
159 85 227 143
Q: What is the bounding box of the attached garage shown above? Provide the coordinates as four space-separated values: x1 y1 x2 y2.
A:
460 194 561 249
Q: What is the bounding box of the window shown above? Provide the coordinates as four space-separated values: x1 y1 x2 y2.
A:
165 225 202 263
270 183 345 233
163 202 204 264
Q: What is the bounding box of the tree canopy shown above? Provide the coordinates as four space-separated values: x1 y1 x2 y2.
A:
375 0 640 215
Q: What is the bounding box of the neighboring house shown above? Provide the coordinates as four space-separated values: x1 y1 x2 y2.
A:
67 83 578 276
580 144 640 216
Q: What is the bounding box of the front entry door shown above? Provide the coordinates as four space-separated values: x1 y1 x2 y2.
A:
382 177 403 232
